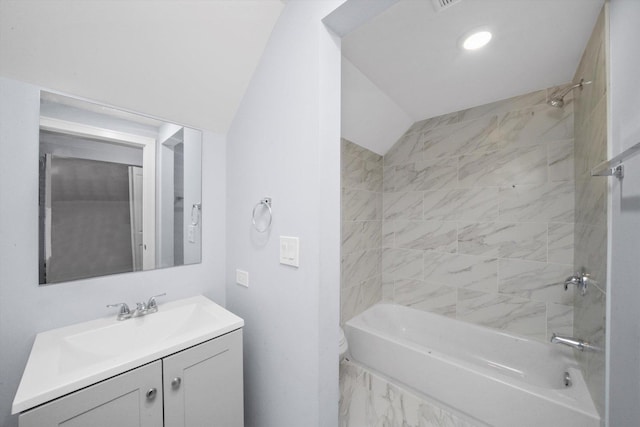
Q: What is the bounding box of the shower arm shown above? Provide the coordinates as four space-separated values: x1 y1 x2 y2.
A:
555 82 583 99
552 79 591 101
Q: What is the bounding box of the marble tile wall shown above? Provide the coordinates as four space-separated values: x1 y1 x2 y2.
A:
382 87 576 342
341 138 383 324
340 361 483 427
572 6 607 418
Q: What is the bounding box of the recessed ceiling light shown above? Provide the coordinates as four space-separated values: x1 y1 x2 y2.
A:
462 31 492 50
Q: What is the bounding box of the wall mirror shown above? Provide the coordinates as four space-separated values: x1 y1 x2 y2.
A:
38 91 202 284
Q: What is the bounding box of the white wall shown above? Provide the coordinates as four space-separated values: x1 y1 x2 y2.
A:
607 1 640 425
0 77 227 427
341 57 413 155
225 1 342 425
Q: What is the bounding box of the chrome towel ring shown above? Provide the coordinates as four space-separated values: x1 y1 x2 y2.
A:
252 197 272 233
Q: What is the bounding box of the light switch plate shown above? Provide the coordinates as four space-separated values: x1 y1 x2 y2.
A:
279 236 299 267
236 269 249 287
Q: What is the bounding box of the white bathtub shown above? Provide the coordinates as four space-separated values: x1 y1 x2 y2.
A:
345 304 600 427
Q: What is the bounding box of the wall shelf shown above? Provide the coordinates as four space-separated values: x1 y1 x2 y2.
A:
591 140 640 179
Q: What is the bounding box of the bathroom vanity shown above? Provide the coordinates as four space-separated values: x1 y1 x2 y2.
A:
12 296 244 427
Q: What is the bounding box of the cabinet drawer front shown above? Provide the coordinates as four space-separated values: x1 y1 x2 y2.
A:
19 361 163 427
163 329 243 427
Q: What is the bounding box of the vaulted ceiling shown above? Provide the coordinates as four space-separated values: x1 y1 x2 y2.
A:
0 0 285 133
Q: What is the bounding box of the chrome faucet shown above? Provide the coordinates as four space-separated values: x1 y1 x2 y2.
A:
133 301 148 317
107 293 166 320
551 333 597 352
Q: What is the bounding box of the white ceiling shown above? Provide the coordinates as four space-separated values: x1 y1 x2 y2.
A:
0 0 284 133
342 0 605 154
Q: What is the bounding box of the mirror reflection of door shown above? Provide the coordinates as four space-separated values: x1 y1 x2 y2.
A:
40 154 141 283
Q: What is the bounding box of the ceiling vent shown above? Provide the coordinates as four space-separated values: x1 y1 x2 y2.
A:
431 0 462 12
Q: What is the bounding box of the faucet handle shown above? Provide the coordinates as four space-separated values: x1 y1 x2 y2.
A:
147 293 166 311
106 302 131 313
106 303 132 320
564 275 581 291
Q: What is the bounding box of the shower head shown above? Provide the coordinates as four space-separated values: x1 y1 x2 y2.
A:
548 97 567 108
547 79 592 108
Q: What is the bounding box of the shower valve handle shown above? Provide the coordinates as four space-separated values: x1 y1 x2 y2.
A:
563 273 591 296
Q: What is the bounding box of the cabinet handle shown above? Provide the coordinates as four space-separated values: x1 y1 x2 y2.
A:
146 388 157 401
171 377 182 389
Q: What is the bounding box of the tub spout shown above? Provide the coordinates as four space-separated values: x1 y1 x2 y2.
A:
550 333 597 351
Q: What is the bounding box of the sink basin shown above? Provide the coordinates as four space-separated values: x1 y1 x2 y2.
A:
12 296 243 414
62 303 213 361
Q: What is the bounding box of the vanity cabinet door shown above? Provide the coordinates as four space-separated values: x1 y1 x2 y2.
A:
19 361 163 427
163 329 243 427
